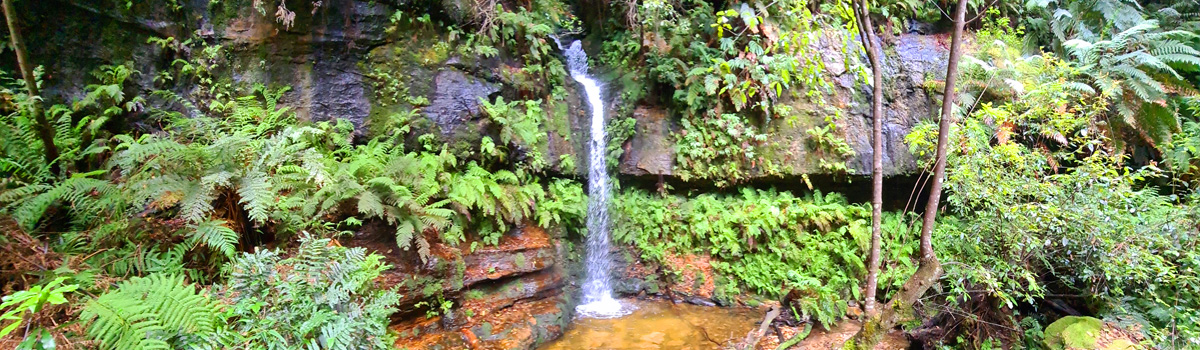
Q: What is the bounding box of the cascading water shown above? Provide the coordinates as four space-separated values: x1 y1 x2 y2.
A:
558 39 631 319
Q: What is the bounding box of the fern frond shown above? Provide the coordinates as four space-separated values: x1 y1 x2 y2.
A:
81 273 222 350
237 170 274 224
186 219 240 258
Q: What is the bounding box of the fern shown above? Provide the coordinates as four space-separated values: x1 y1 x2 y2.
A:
81 273 223 350
1061 20 1197 149
236 170 273 224
222 235 400 349
611 187 872 327
186 219 239 258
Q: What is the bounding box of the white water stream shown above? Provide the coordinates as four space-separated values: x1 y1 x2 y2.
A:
558 39 631 319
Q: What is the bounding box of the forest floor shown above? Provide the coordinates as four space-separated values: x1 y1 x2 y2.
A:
758 320 909 350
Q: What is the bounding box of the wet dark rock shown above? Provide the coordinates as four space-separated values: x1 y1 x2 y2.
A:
687 296 717 307
18 0 397 132
425 69 500 135
619 106 674 176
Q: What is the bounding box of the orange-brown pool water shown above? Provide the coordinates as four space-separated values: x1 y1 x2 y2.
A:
538 299 761 350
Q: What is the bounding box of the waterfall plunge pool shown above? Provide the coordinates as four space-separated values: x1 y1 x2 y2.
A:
538 299 761 350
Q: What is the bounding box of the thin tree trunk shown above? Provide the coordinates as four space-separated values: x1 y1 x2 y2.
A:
852 0 885 317
846 0 968 347
2 0 58 173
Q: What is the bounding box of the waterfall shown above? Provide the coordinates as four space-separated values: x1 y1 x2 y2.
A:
559 39 630 319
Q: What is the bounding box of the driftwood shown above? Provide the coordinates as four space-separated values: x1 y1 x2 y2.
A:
739 304 782 350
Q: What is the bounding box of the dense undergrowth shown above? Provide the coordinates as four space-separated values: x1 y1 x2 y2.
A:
611 188 923 328
0 18 587 346
1 0 1200 349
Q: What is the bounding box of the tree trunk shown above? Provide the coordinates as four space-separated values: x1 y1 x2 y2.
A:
852 0 885 317
846 0 969 347
2 0 58 173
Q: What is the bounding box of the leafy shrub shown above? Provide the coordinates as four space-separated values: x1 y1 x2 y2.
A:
598 0 840 185
479 96 548 171
673 113 774 186
912 47 1200 346
0 277 78 347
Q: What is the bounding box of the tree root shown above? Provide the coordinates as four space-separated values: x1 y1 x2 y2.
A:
775 323 813 350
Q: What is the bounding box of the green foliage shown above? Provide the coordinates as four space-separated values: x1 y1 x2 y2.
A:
0 277 78 339
1 58 586 329
1023 0 1147 54
599 0 838 184
876 213 917 301
606 116 637 169
536 179 587 230
479 96 548 171
804 111 856 175
912 45 1200 346
1007 0 1200 157
107 84 313 259
674 113 774 186
1064 20 1200 149
221 235 401 350
460 0 573 95
611 188 876 327
80 273 223 350
1166 97 1200 183
975 8 1024 52
0 64 135 232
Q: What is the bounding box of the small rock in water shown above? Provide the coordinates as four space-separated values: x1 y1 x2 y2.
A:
687 297 716 307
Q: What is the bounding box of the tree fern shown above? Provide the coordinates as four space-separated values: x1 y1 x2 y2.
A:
1064 20 1199 149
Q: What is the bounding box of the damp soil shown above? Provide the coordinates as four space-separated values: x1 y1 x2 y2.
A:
538 299 761 350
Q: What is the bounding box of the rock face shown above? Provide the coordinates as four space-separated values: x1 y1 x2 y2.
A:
347 222 573 350
21 0 395 129
619 32 949 179
426 69 501 135
21 2 947 183
619 106 674 176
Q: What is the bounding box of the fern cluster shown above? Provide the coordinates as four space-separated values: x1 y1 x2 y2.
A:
478 96 549 171
1064 20 1200 149
78 236 406 350
1012 0 1200 154
593 0 839 184
0 50 588 300
909 47 1200 345
220 235 401 350
80 273 224 350
4 76 586 276
611 188 897 327
0 64 137 233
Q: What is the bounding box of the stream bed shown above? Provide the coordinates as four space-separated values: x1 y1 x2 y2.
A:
539 299 762 350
